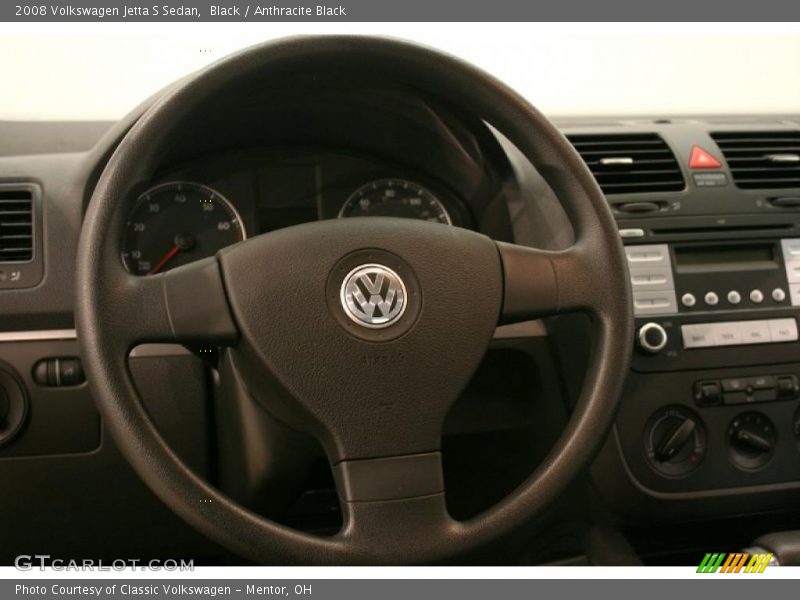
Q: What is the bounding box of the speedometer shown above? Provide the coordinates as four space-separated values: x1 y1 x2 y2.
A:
121 182 246 276
339 179 452 225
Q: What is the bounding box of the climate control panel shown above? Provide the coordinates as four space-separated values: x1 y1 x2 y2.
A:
615 366 800 494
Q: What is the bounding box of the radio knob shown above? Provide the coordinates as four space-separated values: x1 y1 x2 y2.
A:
638 322 668 354
750 289 764 304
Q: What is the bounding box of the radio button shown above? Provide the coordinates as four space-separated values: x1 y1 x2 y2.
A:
712 322 742 346
682 324 715 348
619 228 645 239
789 283 800 306
629 267 674 291
750 289 765 304
704 291 719 306
772 288 787 302
782 239 800 259
625 244 670 266
768 318 798 343
633 291 678 316
786 261 800 283
740 320 772 344
727 290 742 305
681 293 696 308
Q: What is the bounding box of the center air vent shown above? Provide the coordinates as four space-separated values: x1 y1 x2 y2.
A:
567 133 685 195
710 131 800 189
0 189 33 262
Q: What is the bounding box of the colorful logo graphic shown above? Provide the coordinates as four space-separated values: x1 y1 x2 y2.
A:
697 552 773 573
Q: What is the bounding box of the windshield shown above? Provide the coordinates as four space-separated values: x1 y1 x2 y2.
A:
2 23 799 120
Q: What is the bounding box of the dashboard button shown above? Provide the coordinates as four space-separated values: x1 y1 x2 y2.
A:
727 290 742 305
777 376 799 399
681 293 696 308
748 375 776 390
723 391 749 405
750 289 764 304
740 320 771 344
59 359 85 387
629 267 673 290
704 292 719 306
752 389 776 403
790 283 800 306
688 145 722 169
785 261 800 283
625 245 670 266
681 324 715 348
692 172 728 187
694 381 722 406
619 228 645 239
772 288 787 302
712 322 742 346
768 318 799 343
722 378 748 392
782 239 800 259
633 291 678 316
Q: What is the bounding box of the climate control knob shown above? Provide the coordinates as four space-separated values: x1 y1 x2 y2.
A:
638 322 668 354
727 412 776 471
644 406 706 477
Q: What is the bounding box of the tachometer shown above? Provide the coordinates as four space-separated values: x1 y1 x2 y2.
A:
339 179 452 225
121 182 246 276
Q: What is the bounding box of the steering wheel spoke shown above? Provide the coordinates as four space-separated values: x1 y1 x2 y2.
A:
497 241 610 323
334 452 458 556
113 257 238 348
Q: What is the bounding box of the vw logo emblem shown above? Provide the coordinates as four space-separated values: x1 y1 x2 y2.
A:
340 264 407 329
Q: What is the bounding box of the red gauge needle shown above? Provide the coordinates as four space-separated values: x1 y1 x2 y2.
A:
147 244 180 275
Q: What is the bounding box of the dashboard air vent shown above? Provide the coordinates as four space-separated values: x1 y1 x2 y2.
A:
567 133 685 195
710 131 800 189
0 188 33 262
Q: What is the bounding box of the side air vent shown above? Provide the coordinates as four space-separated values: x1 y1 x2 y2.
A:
0 188 33 262
711 131 800 189
567 133 685 195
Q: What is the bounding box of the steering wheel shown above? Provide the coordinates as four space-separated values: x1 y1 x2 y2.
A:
76 36 632 564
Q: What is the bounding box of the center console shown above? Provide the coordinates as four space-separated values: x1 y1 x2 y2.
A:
557 117 800 508
619 224 800 494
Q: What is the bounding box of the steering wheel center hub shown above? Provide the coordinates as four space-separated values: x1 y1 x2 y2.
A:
326 248 421 342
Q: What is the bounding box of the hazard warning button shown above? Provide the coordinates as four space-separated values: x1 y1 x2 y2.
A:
689 145 722 169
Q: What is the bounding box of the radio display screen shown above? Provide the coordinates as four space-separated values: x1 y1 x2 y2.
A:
674 243 778 272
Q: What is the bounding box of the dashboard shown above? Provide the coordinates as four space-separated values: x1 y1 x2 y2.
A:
3 101 800 563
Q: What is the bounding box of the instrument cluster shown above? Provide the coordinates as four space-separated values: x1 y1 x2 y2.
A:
120 152 470 275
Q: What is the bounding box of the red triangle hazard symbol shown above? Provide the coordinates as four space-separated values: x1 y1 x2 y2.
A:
689 146 722 169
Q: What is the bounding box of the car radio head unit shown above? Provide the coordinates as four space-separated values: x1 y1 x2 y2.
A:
626 237 800 372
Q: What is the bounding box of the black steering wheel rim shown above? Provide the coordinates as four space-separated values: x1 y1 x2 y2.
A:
76 35 633 564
